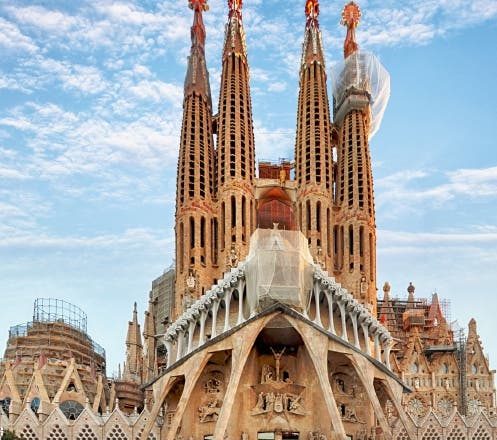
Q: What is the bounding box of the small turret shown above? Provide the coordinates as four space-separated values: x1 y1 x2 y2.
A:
123 303 143 384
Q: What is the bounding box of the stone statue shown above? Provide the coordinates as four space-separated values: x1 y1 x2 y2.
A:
270 347 286 382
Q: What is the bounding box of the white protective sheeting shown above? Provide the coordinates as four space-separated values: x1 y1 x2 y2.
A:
332 51 390 138
245 228 314 312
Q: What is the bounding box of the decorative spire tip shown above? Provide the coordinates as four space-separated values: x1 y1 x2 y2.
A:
341 1 361 58
305 0 319 25
189 0 209 12
228 0 243 19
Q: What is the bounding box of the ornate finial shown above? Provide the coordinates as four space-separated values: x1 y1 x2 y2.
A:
305 0 319 26
189 0 209 12
383 282 391 294
407 282 415 294
341 2 361 58
228 0 242 19
188 0 208 50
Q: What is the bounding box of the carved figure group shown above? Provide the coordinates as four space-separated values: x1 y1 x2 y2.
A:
198 398 222 422
252 391 305 415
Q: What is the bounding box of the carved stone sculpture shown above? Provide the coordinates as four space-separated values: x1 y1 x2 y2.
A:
199 398 222 422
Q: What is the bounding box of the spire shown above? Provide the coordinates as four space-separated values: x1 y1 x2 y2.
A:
184 0 211 104
407 282 415 304
379 282 394 327
295 0 334 269
215 0 255 268
142 296 157 383
175 0 217 317
301 0 325 67
123 303 143 384
223 0 247 59
341 1 361 58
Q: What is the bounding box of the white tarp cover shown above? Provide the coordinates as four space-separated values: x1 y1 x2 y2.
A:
245 228 314 311
332 51 390 138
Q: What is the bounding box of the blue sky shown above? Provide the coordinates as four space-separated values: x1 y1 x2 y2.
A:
1 0 497 375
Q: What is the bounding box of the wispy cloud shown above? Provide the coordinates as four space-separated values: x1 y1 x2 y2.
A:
0 16 38 53
376 166 497 214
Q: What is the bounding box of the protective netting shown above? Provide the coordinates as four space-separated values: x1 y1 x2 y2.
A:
332 51 390 138
245 228 314 311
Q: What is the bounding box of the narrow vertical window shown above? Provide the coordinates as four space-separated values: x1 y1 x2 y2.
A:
221 202 225 251
190 217 195 249
179 222 184 272
201 217 206 248
348 225 354 256
306 200 311 231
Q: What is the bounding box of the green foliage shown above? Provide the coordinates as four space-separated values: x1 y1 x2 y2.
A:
1 430 21 440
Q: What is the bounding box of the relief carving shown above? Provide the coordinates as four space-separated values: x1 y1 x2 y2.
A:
309 432 327 440
199 370 225 423
198 398 222 422
332 372 366 424
252 347 305 418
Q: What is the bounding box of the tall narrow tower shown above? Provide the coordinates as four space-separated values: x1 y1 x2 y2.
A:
216 0 256 269
175 0 216 317
333 2 377 312
294 0 335 269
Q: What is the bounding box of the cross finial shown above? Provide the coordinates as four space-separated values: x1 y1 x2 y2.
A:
228 0 243 19
189 0 209 12
305 0 319 25
341 2 361 58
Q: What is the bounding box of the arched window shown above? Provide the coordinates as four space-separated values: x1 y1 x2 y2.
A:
31 397 40 414
59 400 84 420
0 397 11 415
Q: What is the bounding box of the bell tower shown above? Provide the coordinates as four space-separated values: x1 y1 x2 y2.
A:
175 0 217 318
294 0 335 269
215 0 256 271
333 2 377 313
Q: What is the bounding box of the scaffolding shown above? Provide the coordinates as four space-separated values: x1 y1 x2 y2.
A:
33 298 87 333
7 298 106 362
377 295 453 353
456 326 468 415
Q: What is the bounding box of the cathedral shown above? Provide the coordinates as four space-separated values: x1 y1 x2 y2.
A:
0 1 496 439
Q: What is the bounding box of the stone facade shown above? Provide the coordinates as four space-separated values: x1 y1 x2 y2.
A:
1 1 496 439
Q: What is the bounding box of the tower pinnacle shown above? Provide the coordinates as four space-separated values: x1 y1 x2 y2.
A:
341 1 361 58
228 0 242 19
305 0 319 26
184 0 211 102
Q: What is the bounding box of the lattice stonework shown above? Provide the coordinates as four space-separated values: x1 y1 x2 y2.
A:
19 425 39 440
448 426 467 440
106 424 127 439
421 424 442 440
135 428 157 440
472 426 491 440
47 424 68 439
76 424 99 440
396 429 410 440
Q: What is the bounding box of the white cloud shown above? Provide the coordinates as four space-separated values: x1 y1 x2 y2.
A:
0 17 38 53
376 166 497 215
5 5 83 33
267 81 287 92
0 227 171 250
